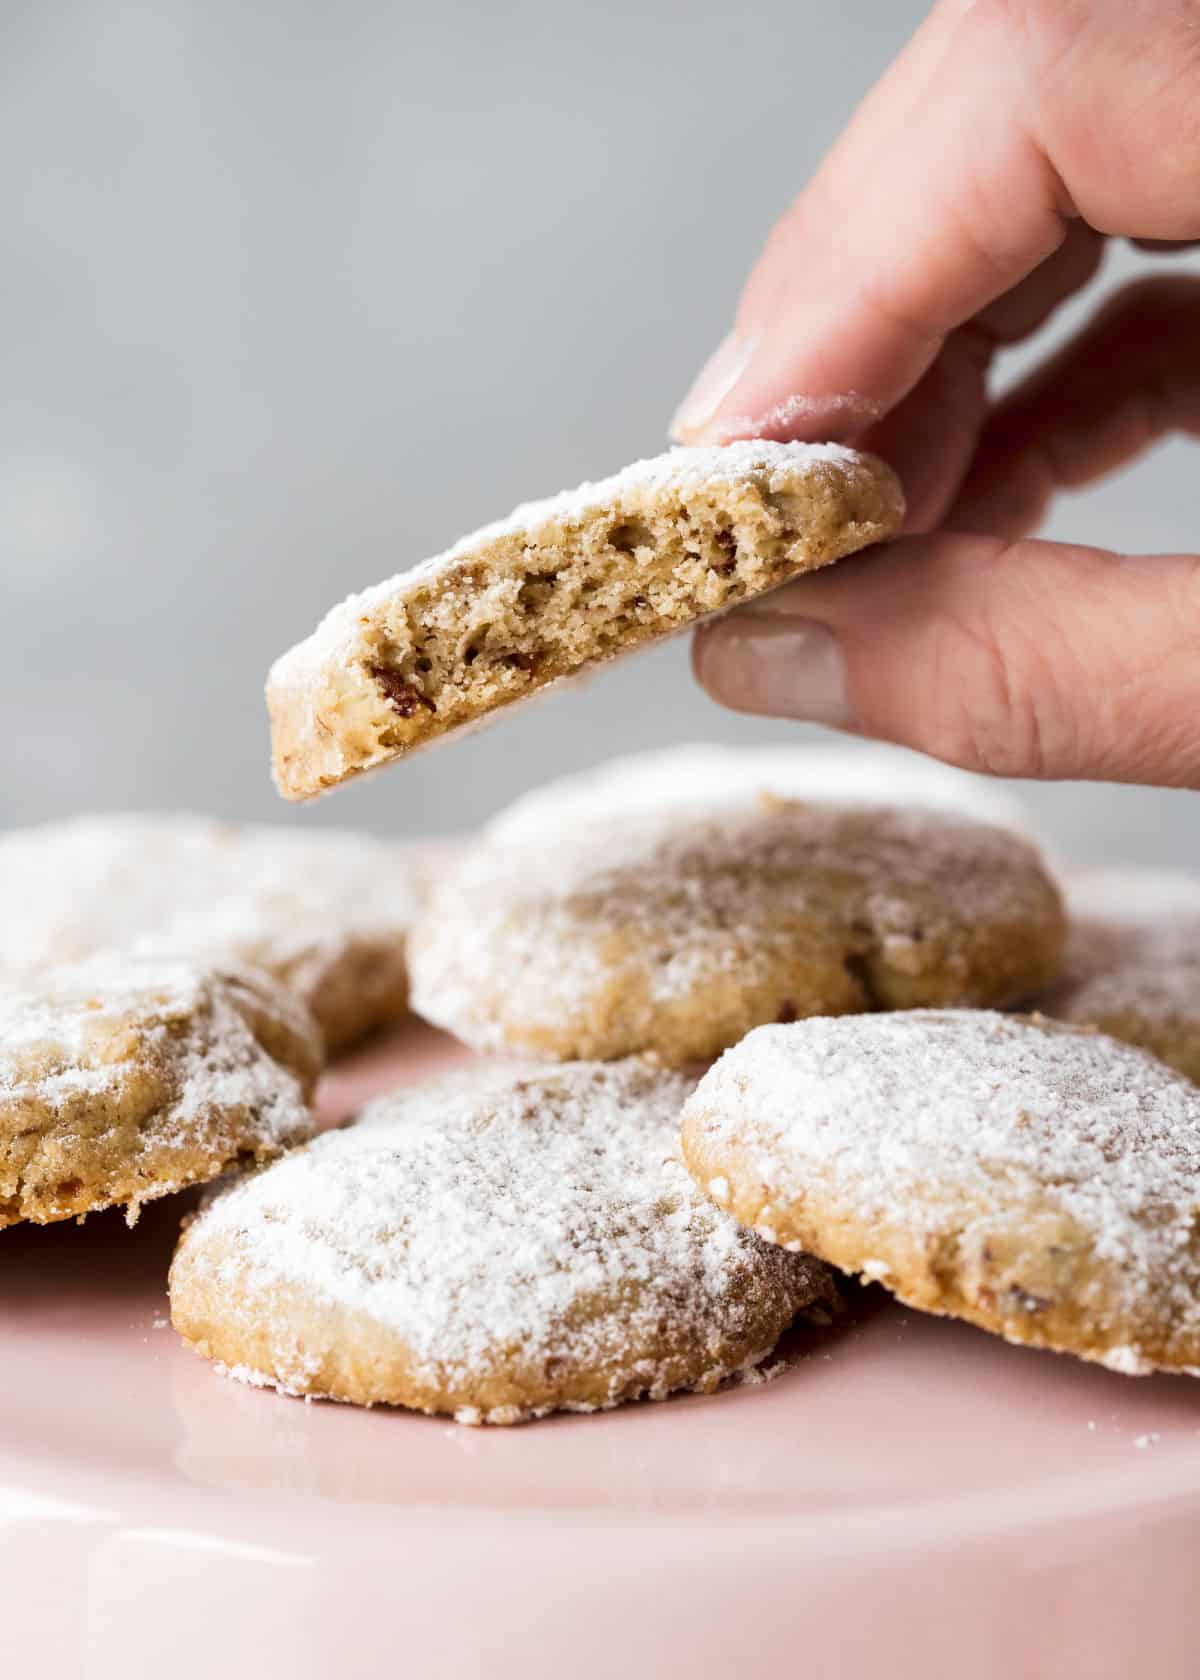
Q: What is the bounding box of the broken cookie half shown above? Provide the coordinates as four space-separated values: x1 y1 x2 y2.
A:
266 441 903 801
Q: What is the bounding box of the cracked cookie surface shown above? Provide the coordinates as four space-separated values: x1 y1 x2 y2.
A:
410 799 1064 1065
169 1060 836 1422
681 1010 1200 1375
266 442 902 800
0 954 318 1228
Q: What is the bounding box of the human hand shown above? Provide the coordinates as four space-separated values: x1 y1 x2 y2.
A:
676 0 1200 784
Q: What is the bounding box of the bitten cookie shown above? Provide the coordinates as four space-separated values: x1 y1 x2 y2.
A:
267 442 903 800
681 1010 1200 1376
1038 868 1200 1083
489 741 1031 844
0 814 434 1052
169 1060 836 1423
0 955 318 1228
409 801 1065 1065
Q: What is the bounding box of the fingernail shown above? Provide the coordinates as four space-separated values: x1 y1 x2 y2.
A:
670 330 757 442
694 617 853 726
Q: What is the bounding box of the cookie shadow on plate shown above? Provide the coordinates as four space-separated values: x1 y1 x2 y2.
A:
0 1189 198 1306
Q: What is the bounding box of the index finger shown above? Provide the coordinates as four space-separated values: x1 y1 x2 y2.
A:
670 0 1067 445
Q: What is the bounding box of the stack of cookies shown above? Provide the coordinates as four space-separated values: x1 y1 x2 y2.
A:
6 440 1200 1425
0 816 436 1225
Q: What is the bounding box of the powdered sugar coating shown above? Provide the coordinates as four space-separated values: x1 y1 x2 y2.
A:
270 442 874 684
488 741 1032 843
705 392 885 447
1 953 317 1226
681 1011 1200 1374
170 1061 833 1422
0 815 432 1050
410 799 1064 1065
1040 870 1200 1077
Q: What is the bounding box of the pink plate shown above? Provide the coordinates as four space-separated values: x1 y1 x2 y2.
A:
4 1020 1200 1678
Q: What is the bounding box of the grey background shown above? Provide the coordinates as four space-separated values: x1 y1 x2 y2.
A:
2 0 1196 860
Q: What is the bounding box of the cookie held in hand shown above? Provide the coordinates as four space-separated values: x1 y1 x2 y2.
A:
267 441 902 799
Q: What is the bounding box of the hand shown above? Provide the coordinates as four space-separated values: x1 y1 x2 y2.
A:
675 0 1200 785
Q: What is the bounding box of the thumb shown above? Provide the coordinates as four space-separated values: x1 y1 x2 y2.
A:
692 535 1200 786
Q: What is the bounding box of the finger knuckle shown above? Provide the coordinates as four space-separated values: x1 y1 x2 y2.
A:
919 543 1081 778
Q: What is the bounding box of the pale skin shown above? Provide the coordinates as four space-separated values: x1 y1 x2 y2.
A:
673 0 1200 785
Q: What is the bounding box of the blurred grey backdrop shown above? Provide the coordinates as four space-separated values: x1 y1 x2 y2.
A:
2 0 1197 859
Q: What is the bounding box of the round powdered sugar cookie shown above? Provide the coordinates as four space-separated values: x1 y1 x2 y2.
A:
409 801 1064 1065
488 741 1032 844
266 441 903 800
0 815 435 1052
1039 868 1200 1083
681 1010 1200 1376
0 954 318 1229
169 1061 836 1423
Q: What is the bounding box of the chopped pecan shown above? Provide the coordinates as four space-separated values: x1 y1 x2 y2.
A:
370 665 435 718
712 528 738 576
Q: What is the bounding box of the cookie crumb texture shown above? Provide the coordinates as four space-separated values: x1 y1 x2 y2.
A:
681 1011 1200 1375
0 956 318 1229
1039 867 1200 1084
0 815 433 1053
169 1061 835 1422
267 442 903 800
410 800 1065 1065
